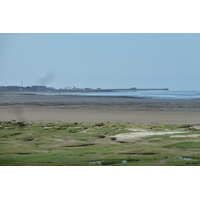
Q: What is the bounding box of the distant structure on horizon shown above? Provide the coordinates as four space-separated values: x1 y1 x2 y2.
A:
0 85 169 93
65 86 76 90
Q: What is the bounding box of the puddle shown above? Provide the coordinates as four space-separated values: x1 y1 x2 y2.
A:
88 160 128 165
168 156 199 161
88 161 101 165
178 157 198 161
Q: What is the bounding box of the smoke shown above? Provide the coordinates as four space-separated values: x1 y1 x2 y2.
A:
38 70 56 86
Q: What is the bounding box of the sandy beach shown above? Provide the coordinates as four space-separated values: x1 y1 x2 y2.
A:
1 107 200 124
1 93 200 124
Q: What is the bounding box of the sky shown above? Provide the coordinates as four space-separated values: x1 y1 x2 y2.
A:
1 33 200 91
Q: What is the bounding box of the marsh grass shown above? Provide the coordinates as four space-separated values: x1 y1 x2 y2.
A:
1 122 200 165
110 137 117 140
164 141 200 149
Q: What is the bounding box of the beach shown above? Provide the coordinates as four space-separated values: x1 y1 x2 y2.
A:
1 107 200 124
1 93 200 124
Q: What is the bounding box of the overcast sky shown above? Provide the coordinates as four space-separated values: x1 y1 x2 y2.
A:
1 33 200 91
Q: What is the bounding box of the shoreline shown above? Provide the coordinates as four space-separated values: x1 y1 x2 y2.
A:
1 93 200 110
1 94 200 125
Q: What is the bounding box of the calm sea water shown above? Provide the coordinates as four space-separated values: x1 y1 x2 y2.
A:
45 90 200 100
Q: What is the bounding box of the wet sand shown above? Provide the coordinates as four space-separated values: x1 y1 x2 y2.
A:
1 107 200 125
1 93 200 124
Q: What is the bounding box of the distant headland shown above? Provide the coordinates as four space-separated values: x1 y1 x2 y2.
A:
0 85 169 93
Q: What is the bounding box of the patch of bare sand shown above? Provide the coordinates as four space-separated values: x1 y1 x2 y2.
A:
115 129 188 141
193 126 200 129
170 134 200 138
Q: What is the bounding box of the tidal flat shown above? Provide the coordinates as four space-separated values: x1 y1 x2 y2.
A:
1 121 200 166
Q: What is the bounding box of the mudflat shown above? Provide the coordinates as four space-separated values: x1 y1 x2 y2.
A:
1 93 200 124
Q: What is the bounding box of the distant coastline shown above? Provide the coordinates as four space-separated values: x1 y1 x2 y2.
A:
0 85 169 93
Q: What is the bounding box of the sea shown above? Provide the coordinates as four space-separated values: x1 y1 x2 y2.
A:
44 90 200 100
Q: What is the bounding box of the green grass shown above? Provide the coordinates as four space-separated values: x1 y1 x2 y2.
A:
1 121 200 166
164 141 200 149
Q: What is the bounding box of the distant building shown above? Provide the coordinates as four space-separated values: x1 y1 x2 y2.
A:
65 86 76 90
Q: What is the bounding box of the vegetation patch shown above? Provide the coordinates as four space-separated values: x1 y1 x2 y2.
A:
117 141 129 143
16 153 32 154
98 135 105 138
1 121 200 166
164 141 200 149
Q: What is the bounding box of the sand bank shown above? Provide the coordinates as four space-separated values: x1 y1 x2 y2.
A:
1 107 200 125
